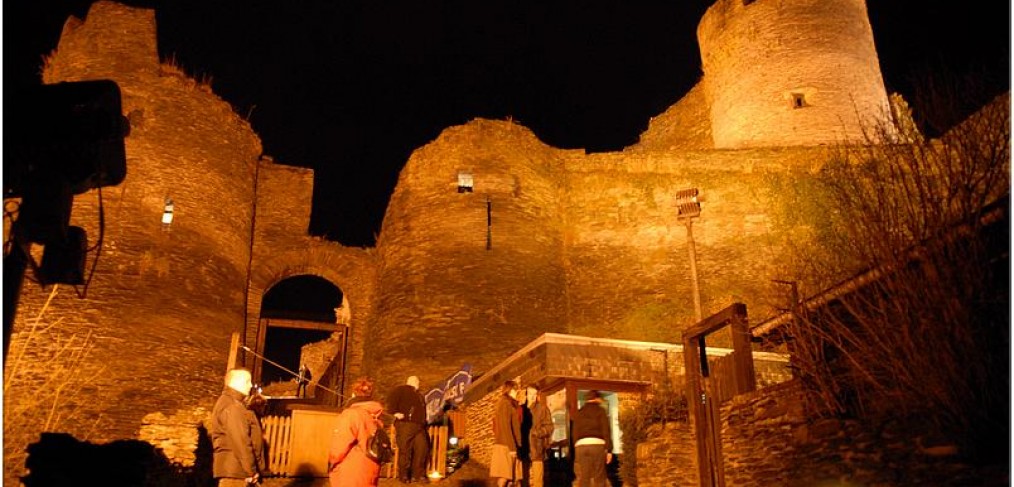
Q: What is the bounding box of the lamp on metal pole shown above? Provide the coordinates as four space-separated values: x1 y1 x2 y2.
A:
677 188 703 323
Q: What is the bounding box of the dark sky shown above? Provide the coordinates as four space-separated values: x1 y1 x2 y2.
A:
8 0 1010 247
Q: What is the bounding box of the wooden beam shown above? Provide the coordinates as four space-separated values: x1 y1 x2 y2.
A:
226 332 240 373
263 318 340 331
685 302 747 338
730 311 757 395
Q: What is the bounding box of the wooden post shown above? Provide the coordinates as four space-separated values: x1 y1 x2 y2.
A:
730 311 757 394
682 302 753 487
683 332 711 487
226 332 240 373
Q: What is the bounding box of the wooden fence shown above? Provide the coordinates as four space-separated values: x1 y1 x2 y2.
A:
261 414 456 479
262 414 293 475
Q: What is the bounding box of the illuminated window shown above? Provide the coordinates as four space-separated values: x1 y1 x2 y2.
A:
457 171 474 193
162 198 174 225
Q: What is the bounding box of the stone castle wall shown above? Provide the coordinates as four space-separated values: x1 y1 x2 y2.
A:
6 0 950 483
244 159 378 387
559 146 829 342
5 1 261 483
371 120 571 393
629 82 713 152
719 380 1000 486
370 117 835 389
698 0 893 148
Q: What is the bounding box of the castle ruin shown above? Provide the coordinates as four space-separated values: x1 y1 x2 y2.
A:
6 0 979 483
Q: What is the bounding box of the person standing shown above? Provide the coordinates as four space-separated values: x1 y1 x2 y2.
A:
490 381 524 487
211 368 264 486
297 363 312 398
328 377 385 487
386 375 430 483
524 386 554 487
571 390 612 487
343 375 378 408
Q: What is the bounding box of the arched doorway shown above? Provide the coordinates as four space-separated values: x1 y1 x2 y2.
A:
255 275 347 398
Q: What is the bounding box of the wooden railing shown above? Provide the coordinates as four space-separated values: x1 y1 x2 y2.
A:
260 415 456 479
262 414 293 475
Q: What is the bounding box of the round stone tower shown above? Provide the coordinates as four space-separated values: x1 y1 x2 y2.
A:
5 2 261 476
370 119 568 393
698 0 894 148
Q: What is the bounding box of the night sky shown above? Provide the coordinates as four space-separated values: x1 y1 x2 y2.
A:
7 1 1010 248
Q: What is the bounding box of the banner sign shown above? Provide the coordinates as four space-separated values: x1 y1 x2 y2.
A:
424 363 472 423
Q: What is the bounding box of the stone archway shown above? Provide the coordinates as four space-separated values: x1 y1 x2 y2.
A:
256 275 344 390
245 243 378 400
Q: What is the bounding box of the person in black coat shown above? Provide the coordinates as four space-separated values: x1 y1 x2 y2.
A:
211 368 264 486
386 375 430 483
570 390 612 487
523 385 555 487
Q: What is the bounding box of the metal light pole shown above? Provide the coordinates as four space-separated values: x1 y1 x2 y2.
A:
677 188 703 322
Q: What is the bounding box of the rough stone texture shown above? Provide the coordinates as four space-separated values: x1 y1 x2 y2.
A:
457 333 794 482
371 121 835 392
698 0 894 148
462 387 499 467
244 159 378 386
372 120 570 394
7 1 1001 485
299 331 345 397
5 2 258 483
137 406 210 468
720 380 1002 486
629 82 713 152
4 2 372 482
635 421 698 486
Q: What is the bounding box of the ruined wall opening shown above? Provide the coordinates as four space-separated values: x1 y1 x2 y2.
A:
257 275 343 387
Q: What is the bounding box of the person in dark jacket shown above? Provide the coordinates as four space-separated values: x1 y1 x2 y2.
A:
386 375 430 483
523 385 554 487
490 380 523 487
211 368 263 486
570 390 612 487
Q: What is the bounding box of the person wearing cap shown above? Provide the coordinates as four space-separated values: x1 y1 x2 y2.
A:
570 390 612 487
386 375 430 483
211 368 264 486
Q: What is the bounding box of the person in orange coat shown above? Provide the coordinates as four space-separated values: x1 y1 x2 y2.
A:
329 377 385 487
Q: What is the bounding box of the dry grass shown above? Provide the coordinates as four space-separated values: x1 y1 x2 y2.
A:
3 285 108 484
782 83 1010 459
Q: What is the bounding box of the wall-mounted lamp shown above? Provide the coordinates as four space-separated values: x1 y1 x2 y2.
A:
675 188 701 220
162 197 174 226
676 188 703 322
457 171 474 193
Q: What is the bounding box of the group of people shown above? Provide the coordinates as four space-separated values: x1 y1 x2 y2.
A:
210 368 614 487
210 368 432 486
491 381 613 487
